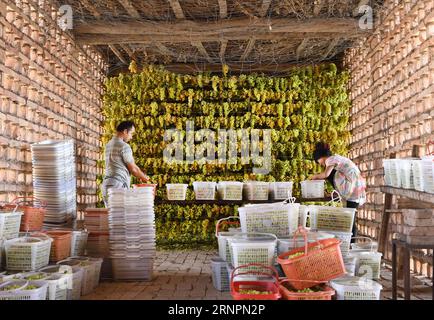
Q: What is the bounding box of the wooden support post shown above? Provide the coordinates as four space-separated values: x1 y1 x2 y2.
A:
379 152 396 254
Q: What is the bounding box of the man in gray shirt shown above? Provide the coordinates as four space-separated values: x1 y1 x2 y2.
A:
101 121 150 207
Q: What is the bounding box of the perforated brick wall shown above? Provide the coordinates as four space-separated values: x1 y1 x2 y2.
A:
344 0 434 277
0 0 107 214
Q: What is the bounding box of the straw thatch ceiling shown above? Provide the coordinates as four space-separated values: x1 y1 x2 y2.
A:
60 0 384 74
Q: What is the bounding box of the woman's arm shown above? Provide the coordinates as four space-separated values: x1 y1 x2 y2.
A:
310 166 334 180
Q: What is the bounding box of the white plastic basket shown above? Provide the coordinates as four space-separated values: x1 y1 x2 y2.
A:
308 205 356 233
166 184 188 200
211 257 230 292
277 231 335 255
382 159 392 186
0 210 23 240
269 182 293 200
71 230 89 256
388 159 401 188
343 256 357 276
349 238 382 280
0 280 48 300
193 182 216 200
238 202 299 237
68 256 102 289
330 276 382 300
217 182 243 200
57 258 94 296
215 216 241 262
421 156 434 193
0 239 4 271
350 237 378 252
228 233 277 270
243 181 270 200
300 180 325 198
328 231 353 258
20 271 70 300
411 160 424 191
39 265 79 300
299 205 308 228
5 236 52 271
397 159 412 189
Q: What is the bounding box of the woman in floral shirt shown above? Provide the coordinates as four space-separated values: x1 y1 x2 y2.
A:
309 142 367 237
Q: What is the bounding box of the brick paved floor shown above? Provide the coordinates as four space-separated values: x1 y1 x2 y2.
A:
81 250 432 300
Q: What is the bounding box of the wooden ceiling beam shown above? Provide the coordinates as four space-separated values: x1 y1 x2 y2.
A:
74 17 369 36
117 0 141 18
154 42 177 57
75 31 360 45
120 44 134 59
108 44 128 64
218 0 228 18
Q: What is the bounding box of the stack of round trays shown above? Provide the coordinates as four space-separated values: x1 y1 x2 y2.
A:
31 140 77 227
107 187 155 281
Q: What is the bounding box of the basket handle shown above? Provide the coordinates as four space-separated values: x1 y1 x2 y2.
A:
326 190 342 205
351 236 375 251
9 196 47 208
215 216 240 237
279 278 329 286
231 263 280 287
283 196 296 204
293 226 309 255
29 232 53 241
230 232 278 242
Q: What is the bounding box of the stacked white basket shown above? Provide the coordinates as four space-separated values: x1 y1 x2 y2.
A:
217 182 243 200
227 233 277 271
70 230 89 256
349 237 382 280
193 182 216 200
269 182 293 200
0 210 23 240
411 160 425 191
31 140 76 227
277 231 335 255
57 258 94 296
397 159 412 189
20 271 71 300
108 187 155 281
300 180 325 198
238 202 300 237
421 156 434 193
4 236 52 271
243 181 270 200
166 184 188 200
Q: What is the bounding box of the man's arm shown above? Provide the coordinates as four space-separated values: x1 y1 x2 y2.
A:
126 162 150 182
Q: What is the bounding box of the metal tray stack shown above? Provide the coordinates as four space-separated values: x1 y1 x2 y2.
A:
107 187 155 280
31 140 76 228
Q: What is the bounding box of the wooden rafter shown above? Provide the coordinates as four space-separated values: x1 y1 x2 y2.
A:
117 0 140 18
120 44 134 59
313 0 324 16
108 44 128 64
218 0 228 18
296 38 309 61
168 0 185 19
154 42 176 57
219 40 228 63
258 0 272 17
80 0 101 18
322 38 340 60
240 38 256 61
192 41 213 63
